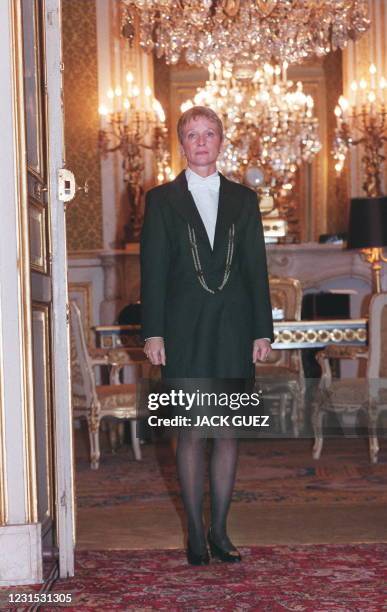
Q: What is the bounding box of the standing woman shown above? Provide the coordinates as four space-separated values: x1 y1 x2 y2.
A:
141 107 273 565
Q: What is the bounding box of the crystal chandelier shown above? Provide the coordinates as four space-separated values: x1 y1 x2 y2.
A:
121 0 370 67
98 72 171 240
333 64 387 198
181 61 321 236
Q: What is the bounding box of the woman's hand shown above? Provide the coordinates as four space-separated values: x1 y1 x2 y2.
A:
252 338 272 363
144 337 166 366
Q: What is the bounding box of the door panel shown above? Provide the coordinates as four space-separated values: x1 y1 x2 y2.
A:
21 0 47 179
31 303 54 543
21 0 56 554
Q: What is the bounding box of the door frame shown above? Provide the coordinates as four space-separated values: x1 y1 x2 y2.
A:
45 0 75 578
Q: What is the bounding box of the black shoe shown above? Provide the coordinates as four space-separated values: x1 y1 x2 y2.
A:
186 540 210 566
207 528 242 563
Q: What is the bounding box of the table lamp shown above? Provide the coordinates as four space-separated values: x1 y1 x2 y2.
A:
347 196 387 293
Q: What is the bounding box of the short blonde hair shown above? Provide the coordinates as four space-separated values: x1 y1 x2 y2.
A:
177 106 223 144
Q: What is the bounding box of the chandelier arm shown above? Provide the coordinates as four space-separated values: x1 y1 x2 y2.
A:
349 137 366 146
136 142 156 151
101 142 123 155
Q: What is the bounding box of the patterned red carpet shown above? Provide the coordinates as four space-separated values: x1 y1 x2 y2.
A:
45 544 387 611
76 437 387 509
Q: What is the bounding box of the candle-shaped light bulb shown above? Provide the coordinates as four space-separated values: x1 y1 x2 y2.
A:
126 71 134 83
359 78 367 90
115 86 122 97
306 95 314 108
123 98 130 109
282 60 288 82
334 105 342 117
98 104 108 115
368 91 376 103
338 95 349 111
107 88 114 99
132 85 140 97
261 90 270 102
369 63 377 89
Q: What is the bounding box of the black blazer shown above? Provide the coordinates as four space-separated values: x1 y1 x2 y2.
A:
140 170 273 378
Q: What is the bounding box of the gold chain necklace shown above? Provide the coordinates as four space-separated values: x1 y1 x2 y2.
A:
188 223 235 294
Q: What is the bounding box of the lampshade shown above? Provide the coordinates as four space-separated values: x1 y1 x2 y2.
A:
347 196 387 249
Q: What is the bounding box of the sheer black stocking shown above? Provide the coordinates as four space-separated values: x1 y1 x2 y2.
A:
209 436 239 551
176 430 239 554
176 429 207 554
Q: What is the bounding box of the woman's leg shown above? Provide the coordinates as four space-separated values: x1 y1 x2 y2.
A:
176 428 207 554
209 436 239 550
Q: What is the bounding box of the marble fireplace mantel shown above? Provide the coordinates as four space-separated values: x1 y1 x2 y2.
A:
68 242 386 326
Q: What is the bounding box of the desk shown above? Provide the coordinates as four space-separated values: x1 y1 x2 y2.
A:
94 319 367 350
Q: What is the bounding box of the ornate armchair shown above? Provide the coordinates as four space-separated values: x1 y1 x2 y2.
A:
312 292 387 463
255 276 305 435
70 301 148 469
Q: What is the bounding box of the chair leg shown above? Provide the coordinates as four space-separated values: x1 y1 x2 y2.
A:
107 420 118 453
130 420 142 461
369 436 379 464
291 389 303 438
312 406 324 460
118 421 125 446
369 407 379 464
87 415 101 470
279 393 287 433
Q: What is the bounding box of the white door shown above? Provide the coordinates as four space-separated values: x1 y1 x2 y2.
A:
20 0 75 577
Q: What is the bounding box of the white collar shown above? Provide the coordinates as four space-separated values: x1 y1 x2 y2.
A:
185 167 219 183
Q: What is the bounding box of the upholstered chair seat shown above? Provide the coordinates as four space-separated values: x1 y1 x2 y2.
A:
96 384 137 415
